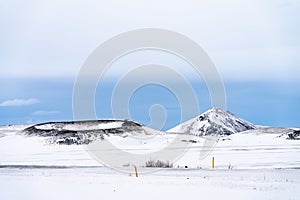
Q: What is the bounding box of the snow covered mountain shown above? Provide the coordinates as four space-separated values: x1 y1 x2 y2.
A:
168 107 256 136
6 107 298 146
23 119 161 145
0 108 299 170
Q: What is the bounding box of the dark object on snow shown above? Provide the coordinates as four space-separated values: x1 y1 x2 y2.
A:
22 119 146 145
287 130 300 140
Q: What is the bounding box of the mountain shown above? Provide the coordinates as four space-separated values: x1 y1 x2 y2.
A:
17 108 299 145
1 108 299 170
168 107 255 136
21 108 258 145
23 119 160 145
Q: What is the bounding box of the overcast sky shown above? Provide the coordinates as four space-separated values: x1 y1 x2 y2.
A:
0 0 299 127
1 0 299 80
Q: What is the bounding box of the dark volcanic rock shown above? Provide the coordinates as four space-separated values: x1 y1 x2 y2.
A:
288 130 300 140
23 119 147 145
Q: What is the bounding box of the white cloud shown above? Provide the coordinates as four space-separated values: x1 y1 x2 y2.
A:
0 0 299 80
31 110 60 116
0 98 39 107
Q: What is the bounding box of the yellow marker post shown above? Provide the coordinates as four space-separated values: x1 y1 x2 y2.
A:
134 165 139 178
212 157 215 169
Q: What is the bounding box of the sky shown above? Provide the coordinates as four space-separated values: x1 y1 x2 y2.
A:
0 0 299 129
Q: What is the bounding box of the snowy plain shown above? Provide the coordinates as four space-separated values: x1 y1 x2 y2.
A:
1 167 299 200
0 124 300 200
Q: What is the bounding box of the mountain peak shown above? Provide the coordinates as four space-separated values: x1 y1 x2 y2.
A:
168 107 255 136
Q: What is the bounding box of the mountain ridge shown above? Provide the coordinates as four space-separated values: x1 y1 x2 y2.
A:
168 107 256 136
23 119 161 145
16 107 300 144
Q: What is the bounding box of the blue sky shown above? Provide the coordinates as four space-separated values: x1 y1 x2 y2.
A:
0 0 299 129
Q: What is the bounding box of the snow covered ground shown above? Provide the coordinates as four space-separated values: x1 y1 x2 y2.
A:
0 108 299 200
0 166 299 200
1 129 299 169
0 128 300 200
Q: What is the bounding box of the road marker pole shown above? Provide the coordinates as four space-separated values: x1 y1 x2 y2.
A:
134 165 139 178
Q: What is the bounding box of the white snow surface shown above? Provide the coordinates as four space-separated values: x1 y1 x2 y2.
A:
0 109 300 200
34 121 124 131
0 167 299 200
0 127 299 169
